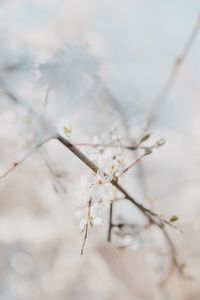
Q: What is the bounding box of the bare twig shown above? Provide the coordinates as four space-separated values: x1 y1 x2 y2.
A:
80 197 92 256
107 201 113 242
144 13 200 131
74 142 138 151
118 153 146 177
0 138 51 181
40 148 68 193
159 227 183 285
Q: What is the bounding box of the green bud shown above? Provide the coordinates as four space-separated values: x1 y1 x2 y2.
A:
144 147 153 156
139 133 151 144
169 215 178 222
63 125 71 135
156 138 166 147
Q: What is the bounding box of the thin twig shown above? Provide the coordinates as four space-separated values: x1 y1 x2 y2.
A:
119 153 146 177
40 148 68 193
107 201 113 242
144 13 200 131
158 227 181 285
0 138 51 181
80 197 92 256
74 142 138 151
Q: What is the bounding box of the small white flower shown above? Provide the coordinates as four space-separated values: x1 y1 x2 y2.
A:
96 169 113 184
106 156 125 177
79 208 102 232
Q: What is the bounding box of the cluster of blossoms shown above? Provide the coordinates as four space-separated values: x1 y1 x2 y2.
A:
78 129 125 234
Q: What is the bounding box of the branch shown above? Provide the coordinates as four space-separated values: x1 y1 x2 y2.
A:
56 135 178 228
107 201 113 242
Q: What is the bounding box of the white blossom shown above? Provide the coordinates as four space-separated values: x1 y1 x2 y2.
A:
79 205 102 232
79 129 125 231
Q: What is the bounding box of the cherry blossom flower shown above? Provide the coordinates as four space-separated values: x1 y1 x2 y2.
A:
79 129 125 233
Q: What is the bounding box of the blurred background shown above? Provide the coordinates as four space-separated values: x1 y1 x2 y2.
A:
0 1 200 299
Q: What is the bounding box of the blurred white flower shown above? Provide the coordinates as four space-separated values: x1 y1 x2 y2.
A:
79 205 102 232
79 218 87 231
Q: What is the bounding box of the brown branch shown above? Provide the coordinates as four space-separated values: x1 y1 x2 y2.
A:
58 135 149 217
56 135 177 227
107 201 113 242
